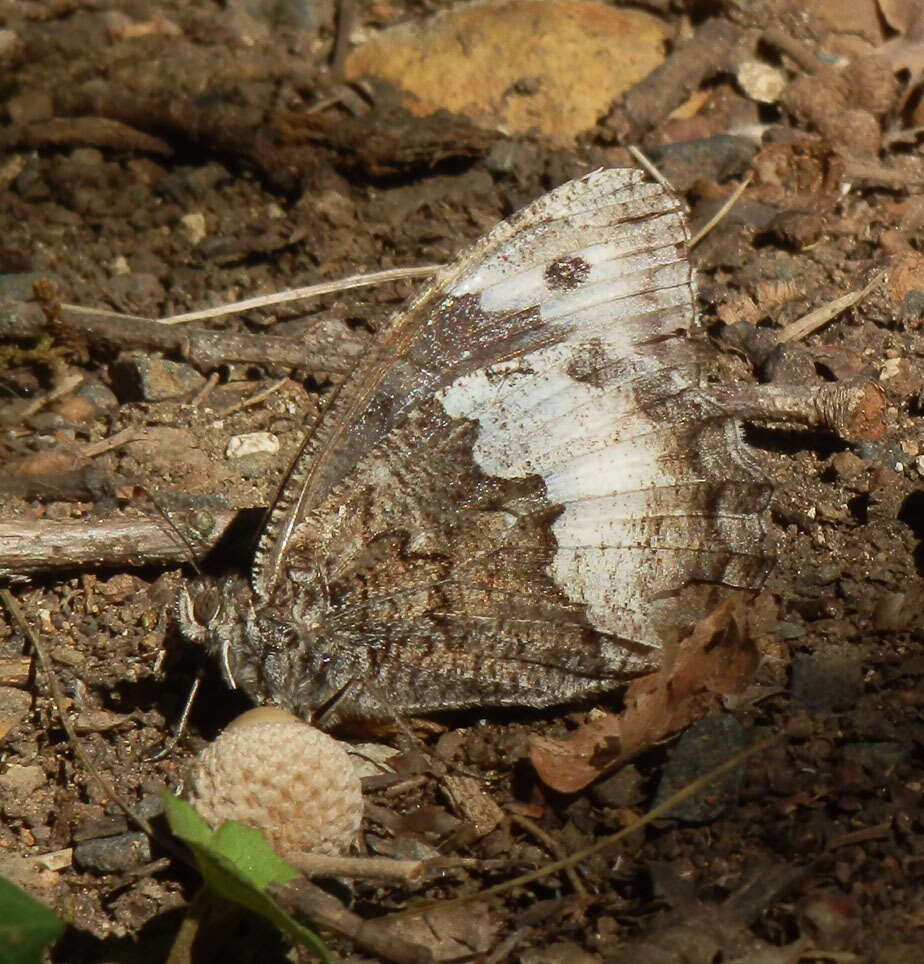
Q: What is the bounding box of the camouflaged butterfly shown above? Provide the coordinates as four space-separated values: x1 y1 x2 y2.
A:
177 169 772 726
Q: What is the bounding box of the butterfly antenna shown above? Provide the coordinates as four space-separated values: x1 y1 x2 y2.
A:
138 489 210 757
139 486 205 578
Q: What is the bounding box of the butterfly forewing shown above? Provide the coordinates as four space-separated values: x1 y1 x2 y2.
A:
227 168 772 721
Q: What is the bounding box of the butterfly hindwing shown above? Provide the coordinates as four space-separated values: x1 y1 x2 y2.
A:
221 169 773 721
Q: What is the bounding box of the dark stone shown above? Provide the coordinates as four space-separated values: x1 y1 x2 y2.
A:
760 343 817 384
110 355 206 402
842 741 910 773
72 815 129 843
74 831 152 873
652 715 749 823
0 271 63 300
646 135 756 193
716 321 777 369
75 379 119 413
105 272 165 314
591 764 643 809
899 290 924 320
790 645 863 711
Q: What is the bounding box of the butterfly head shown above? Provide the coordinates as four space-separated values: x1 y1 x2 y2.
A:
175 575 346 721
176 575 266 695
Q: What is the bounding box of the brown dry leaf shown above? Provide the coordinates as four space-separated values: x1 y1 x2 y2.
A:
877 0 924 82
344 0 667 139
878 0 924 37
530 598 758 792
14 449 88 477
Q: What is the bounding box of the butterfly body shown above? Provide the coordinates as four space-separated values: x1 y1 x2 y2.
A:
178 169 772 725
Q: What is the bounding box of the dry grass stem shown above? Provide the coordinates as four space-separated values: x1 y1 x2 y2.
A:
157 265 442 326
628 145 676 194
776 271 886 344
688 175 752 248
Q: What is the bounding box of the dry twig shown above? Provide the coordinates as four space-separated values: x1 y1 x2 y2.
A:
776 271 886 344
0 511 238 578
689 175 753 248
270 877 434 964
1 300 368 376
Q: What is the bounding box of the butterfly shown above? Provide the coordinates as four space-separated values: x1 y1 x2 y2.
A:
177 169 772 726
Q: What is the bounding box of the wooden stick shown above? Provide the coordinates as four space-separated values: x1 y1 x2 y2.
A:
1 300 368 376
270 877 434 964
0 511 238 578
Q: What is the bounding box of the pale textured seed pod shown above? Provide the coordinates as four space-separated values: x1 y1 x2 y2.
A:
186 708 363 858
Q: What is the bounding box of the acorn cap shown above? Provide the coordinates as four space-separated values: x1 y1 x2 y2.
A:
186 709 363 858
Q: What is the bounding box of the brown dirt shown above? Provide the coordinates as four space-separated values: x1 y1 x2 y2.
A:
1 1 922 962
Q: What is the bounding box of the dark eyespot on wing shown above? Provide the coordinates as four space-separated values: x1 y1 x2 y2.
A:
544 255 591 292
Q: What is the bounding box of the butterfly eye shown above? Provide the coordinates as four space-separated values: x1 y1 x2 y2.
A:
193 587 221 626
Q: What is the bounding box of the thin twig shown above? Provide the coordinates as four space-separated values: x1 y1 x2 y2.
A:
287 852 424 882
688 175 752 248
2 299 368 376
628 145 676 195
776 271 886 344
0 590 191 867
0 511 238 578
761 27 824 74
271 877 434 964
20 373 84 418
78 426 142 459
331 0 356 78
706 379 886 442
509 812 588 897
386 734 779 920
157 265 441 326
216 377 293 418
191 371 220 408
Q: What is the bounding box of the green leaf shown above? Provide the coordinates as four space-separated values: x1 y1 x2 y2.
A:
0 876 64 964
163 794 332 963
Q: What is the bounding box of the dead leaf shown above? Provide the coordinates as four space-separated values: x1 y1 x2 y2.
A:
530 598 758 792
345 0 666 139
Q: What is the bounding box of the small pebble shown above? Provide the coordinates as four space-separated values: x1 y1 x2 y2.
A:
0 28 21 60
590 764 643 809
830 451 866 480
73 831 152 873
106 271 165 311
110 355 206 402
0 763 44 796
225 432 279 460
0 271 63 300
774 620 805 640
7 91 53 125
75 379 119 413
873 592 907 632
179 211 207 245
761 343 817 384
737 60 786 103
0 686 32 740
